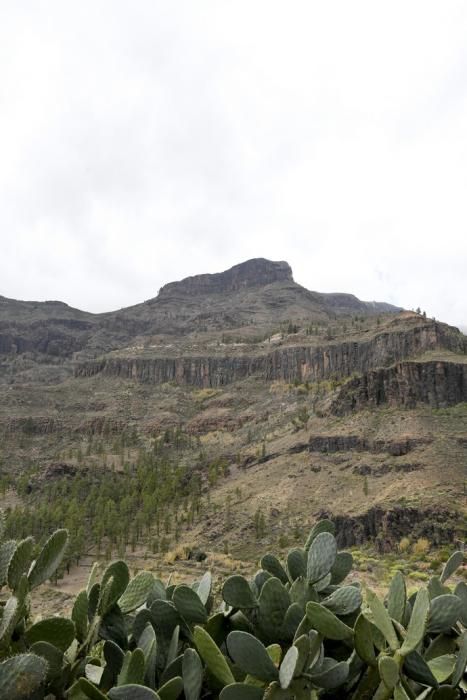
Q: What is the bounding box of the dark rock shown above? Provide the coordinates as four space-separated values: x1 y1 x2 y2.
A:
319 506 461 551
332 361 467 414
158 258 293 299
44 462 78 479
187 548 207 562
74 322 464 389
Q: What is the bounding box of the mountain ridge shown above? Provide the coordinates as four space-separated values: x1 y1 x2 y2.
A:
0 257 465 603
0 258 403 359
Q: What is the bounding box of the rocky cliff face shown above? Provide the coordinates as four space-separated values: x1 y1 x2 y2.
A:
0 259 405 358
332 360 467 414
74 321 462 387
327 506 461 550
157 258 294 299
307 435 431 454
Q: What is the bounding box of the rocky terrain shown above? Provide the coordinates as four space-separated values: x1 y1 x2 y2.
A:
0 258 466 598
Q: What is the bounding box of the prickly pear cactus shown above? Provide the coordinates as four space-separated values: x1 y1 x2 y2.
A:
0 518 465 699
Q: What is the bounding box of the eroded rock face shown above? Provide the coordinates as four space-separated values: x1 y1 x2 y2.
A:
332 361 467 414
74 322 463 391
157 258 294 298
322 506 461 551
307 435 432 454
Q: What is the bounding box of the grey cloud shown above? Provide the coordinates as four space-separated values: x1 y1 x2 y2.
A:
0 1 466 325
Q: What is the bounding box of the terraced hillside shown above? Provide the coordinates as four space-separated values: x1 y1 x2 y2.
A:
0 259 465 602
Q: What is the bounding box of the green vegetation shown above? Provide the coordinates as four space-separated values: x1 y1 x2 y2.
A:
0 517 465 699
3 430 206 572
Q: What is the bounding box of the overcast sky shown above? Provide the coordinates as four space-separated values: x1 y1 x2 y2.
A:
1 2 466 327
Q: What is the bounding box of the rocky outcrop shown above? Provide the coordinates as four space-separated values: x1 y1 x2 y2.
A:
332 361 467 414
157 258 294 299
322 506 462 551
0 415 127 436
1 416 64 435
307 435 431 454
74 322 460 387
0 318 95 357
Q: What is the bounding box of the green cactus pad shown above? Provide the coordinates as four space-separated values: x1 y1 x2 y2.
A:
440 551 464 583
306 532 337 584
182 648 203 700
452 631 467 688
281 602 305 641
378 655 400 689
261 554 289 585
222 575 258 609
279 645 298 689
138 622 156 661
428 576 451 600
364 587 399 651
72 589 89 643
306 601 353 640
158 654 183 688
98 560 130 615
454 582 467 625
289 577 318 610
427 595 463 634
321 585 362 616
0 594 20 647
258 577 291 642
387 571 406 624
30 640 64 680
158 675 184 700
25 616 75 652
150 600 181 639
28 529 68 589
220 684 264 699
165 625 179 670
400 587 430 656
194 625 234 687
393 684 411 700
7 537 34 591
292 634 310 675
101 639 125 688
118 571 155 614
427 654 456 683
108 684 161 699
227 631 279 682
196 571 212 606
309 658 349 690
287 549 306 581
354 614 377 666
305 519 336 551
254 570 272 594
0 653 48 700
118 648 146 685
330 552 353 585
0 540 17 586
403 650 439 688
173 585 208 624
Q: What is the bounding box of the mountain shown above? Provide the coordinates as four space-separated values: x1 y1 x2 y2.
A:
0 259 400 358
0 259 465 600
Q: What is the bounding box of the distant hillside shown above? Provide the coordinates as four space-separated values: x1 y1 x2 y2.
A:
0 258 465 604
0 258 401 358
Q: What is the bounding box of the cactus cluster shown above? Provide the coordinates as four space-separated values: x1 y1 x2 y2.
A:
0 517 465 699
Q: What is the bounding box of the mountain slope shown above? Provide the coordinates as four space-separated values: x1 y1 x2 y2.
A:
0 259 401 358
0 259 465 598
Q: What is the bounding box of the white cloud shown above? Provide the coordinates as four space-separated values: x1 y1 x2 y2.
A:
0 1 466 326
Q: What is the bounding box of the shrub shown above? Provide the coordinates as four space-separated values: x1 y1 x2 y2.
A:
412 537 431 556
398 536 411 553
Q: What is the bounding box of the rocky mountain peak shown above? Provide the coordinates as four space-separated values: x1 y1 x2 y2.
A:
156 258 293 299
